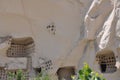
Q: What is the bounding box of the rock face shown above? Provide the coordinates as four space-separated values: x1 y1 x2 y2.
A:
0 0 120 80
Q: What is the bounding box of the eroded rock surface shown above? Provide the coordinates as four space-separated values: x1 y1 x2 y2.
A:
0 0 120 80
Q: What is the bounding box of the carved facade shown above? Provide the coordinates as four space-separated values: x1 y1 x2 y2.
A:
0 36 53 80
96 50 117 73
0 0 120 80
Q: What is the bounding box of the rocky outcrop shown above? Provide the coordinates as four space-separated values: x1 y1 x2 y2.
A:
0 0 120 80
78 0 120 80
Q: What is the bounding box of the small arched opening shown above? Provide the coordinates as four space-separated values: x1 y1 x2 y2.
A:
7 37 35 57
96 50 117 73
57 67 75 80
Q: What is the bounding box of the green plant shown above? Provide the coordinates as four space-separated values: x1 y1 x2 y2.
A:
7 71 15 80
33 70 51 80
7 70 26 80
7 69 51 80
72 63 106 80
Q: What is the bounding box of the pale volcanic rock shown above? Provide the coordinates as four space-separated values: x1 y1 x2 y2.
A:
0 0 120 80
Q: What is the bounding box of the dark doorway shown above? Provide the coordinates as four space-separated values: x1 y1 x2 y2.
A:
35 68 41 74
96 50 117 73
100 61 106 73
57 67 75 80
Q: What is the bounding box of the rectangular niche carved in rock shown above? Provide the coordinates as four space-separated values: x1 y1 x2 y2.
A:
7 37 35 57
96 50 117 73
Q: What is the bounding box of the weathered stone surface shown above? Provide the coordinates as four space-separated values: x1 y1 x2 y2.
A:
0 0 120 80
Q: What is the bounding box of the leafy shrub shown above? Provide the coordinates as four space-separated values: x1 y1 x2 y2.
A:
7 69 51 80
33 70 51 80
7 70 26 80
72 63 106 80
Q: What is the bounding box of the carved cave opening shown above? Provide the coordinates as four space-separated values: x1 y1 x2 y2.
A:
96 50 117 73
57 67 75 80
7 37 35 57
100 61 107 73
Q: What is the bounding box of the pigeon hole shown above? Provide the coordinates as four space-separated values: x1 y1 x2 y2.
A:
96 50 117 73
7 37 35 57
